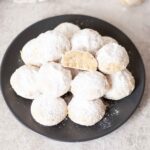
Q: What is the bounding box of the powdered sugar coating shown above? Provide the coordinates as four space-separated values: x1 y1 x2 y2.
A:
69 68 81 78
105 69 135 100
37 62 72 97
54 22 80 39
71 28 103 54
31 95 67 126
68 97 106 126
21 31 70 66
71 71 109 100
102 36 118 45
21 38 42 66
10 65 39 99
97 43 129 74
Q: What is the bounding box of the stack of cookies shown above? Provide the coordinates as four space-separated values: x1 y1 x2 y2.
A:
10 22 135 126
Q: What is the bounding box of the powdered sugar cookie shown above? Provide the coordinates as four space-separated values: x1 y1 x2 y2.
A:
31 95 67 126
121 0 144 6
37 62 72 97
68 97 106 126
102 36 118 45
71 29 103 54
21 31 70 66
97 43 129 74
61 51 98 71
10 65 39 99
105 69 135 100
21 38 42 67
54 22 80 39
71 71 109 100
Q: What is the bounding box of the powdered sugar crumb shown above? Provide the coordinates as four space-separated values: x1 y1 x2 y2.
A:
98 107 120 129
99 117 112 129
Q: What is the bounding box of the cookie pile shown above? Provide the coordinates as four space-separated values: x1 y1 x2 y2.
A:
10 22 135 126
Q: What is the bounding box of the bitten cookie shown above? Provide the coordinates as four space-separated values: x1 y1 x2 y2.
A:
61 50 98 71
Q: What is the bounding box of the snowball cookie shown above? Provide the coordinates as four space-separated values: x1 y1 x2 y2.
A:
97 43 129 74
21 31 70 66
10 65 39 99
105 69 135 100
61 51 98 71
121 0 144 6
68 98 106 126
71 71 109 100
31 95 67 126
21 38 42 66
102 36 118 45
54 22 80 39
37 62 72 97
71 28 103 54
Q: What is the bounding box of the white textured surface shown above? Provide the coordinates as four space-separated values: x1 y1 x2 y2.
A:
54 22 80 39
31 95 67 126
21 31 70 66
71 71 109 99
68 98 106 126
71 28 103 54
0 0 150 149
37 62 72 97
10 65 39 99
102 36 118 45
97 43 129 74
105 69 135 100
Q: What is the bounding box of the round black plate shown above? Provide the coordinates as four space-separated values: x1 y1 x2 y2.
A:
0 15 145 142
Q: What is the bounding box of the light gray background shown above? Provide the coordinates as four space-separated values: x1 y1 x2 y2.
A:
0 0 150 150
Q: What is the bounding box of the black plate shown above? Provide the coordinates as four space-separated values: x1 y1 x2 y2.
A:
0 15 145 142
